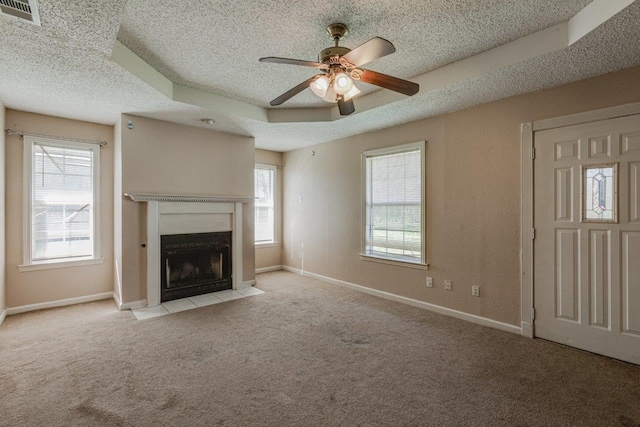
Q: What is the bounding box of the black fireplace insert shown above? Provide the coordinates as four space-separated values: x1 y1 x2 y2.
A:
160 231 232 302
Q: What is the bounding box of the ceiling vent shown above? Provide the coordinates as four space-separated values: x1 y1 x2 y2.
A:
0 0 40 26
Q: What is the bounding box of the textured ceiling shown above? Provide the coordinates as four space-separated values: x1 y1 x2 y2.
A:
0 0 639 152
118 0 592 108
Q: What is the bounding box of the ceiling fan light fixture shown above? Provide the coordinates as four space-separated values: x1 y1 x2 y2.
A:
343 85 361 101
310 75 330 98
333 72 353 95
322 86 338 103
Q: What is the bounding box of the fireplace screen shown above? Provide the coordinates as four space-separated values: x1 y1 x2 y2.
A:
160 231 232 302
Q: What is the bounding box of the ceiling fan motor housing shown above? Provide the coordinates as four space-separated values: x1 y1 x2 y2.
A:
319 46 351 65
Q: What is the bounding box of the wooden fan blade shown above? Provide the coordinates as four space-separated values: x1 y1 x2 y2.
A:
341 37 396 67
270 76 319 106
259 57 328 70
358 69 419 96
337 98 355 116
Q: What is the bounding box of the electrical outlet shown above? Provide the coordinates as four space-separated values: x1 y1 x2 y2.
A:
472 286 480 297
426 277 433 287
444 280 452 291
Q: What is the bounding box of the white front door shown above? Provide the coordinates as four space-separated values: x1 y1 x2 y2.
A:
534 114 640 364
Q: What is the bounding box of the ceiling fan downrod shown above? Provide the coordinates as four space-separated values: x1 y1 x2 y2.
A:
326 22 349 47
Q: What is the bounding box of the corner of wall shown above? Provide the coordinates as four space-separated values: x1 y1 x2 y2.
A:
254 149 284 271
113 116 123 308
0 100 6 322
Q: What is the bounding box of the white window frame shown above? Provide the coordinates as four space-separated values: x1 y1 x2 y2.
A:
254 163 278 247
361 141 427 269
20 136 102 271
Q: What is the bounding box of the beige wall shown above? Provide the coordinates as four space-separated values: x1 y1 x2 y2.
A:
255 149 283 270
282 65 640 327
113 117 123 304
118 115 255 304
4 110 114 308
0 101 5 315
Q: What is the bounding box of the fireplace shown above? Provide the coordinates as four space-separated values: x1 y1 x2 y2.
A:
123 194 252 308
161 231 232 302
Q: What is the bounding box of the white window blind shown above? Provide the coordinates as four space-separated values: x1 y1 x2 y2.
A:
25 137 100 264
255 165 275 243
364 144 424 263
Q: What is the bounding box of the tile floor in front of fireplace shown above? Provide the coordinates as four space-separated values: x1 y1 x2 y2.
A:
131 286 265 320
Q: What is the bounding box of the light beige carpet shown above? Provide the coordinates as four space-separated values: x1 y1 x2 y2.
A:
1 270 639 426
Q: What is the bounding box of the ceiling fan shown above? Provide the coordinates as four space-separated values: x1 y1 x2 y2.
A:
259 23 419 116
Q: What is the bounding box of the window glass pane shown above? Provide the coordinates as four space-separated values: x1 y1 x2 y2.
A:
255 206 274 242
255 167 275 243
365 147 422 263
584 165 616 221
31 142 95 261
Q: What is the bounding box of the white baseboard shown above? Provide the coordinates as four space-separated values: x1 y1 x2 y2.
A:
282 265 301 274
119 299 147 310
0 309 7 326
6 292 114 316
521 321 534 338
255 265 282 274
282 265 522 335
112 292 122 310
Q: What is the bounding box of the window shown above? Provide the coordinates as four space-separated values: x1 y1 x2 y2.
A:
362 141 425 264
22 136 101 268
255 164 276 244
582 163 618 223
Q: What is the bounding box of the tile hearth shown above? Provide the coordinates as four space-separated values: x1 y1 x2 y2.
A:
131 287 265 320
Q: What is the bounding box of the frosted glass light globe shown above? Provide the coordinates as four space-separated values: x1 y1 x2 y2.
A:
310 75 330 98
333 72 353 95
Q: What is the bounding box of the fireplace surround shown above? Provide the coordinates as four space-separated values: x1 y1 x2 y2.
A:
125 193 253 307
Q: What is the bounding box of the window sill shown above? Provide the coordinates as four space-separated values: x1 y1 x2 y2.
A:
360 254 429 270
19 258 104 272
255 242 279 248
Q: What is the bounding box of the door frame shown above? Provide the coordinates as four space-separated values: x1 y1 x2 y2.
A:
520 101 640 338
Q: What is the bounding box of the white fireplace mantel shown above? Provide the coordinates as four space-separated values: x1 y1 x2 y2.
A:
125 193 252 307
125 193 253 203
